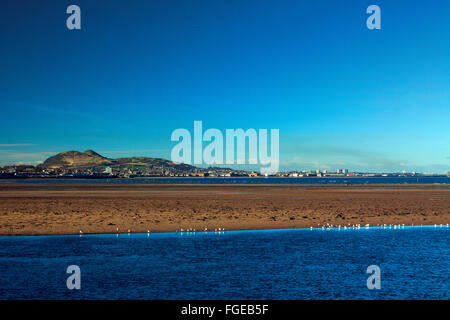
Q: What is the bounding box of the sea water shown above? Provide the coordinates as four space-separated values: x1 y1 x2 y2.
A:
0 227 448 299
5 176 450 185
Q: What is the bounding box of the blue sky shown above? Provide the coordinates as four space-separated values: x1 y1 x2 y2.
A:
0 0 449 172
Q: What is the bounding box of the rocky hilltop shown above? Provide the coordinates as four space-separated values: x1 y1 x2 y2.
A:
39 150 196 172
41 150 112 169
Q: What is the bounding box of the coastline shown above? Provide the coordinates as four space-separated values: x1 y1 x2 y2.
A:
1 183 449 236
0 224 447 238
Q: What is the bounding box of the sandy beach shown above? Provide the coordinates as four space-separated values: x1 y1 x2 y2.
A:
0 182 448 235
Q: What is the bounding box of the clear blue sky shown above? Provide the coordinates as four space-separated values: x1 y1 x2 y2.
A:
0 0 449 172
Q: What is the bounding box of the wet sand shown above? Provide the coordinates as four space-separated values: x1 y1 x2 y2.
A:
0 183 448 235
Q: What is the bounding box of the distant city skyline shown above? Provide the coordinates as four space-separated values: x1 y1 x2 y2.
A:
0 0 449 173
0 148 447 175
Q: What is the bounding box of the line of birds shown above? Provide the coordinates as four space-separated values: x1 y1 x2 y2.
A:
78 223 449 235
309 223 449 230
177 227 226 234
78 226 228 236
79 227 152 236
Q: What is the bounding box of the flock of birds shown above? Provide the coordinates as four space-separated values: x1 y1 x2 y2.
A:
309 223 449 230
177 227 226 235
78 226 227 236
78 223 448 236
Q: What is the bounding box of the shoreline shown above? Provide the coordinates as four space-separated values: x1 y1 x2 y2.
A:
1 183 449 236
0 224 447 238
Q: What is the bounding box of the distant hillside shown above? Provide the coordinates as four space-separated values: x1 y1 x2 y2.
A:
39 150 197 171
41 150 113 169
112 156 196 171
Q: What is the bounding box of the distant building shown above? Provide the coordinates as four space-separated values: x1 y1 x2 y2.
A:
104 166 112 174
343 169 348 174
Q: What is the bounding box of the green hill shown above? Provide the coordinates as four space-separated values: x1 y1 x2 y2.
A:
40 150 196 172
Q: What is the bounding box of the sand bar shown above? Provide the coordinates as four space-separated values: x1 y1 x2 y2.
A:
0 183 448 235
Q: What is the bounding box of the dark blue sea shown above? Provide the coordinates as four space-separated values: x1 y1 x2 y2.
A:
4 176 450 185
0 227 448 299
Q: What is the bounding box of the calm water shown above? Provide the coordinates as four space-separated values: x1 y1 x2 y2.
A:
0 227 448 299
4 176 450 185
